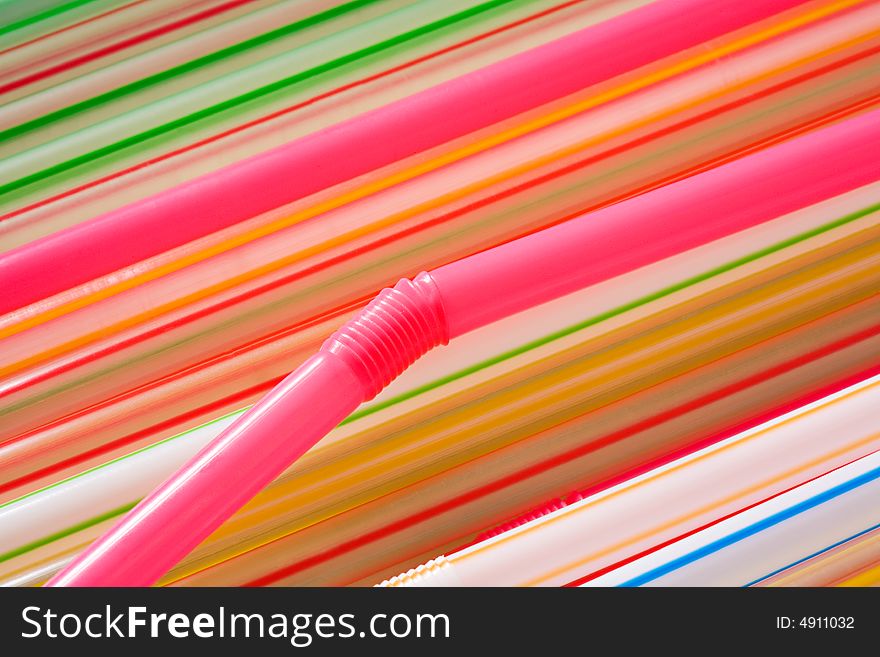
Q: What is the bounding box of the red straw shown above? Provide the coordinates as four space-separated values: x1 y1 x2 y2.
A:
0 0 807 315
48 108 880 586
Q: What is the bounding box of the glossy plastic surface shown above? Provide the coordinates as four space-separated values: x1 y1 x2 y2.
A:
431 109 880 337
48 275 448 586
0 0 805 314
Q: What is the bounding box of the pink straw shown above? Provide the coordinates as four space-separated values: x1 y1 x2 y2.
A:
48 108 880 586
0 0 807 316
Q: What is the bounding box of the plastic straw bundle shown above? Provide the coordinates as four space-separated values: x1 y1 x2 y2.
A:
0 0 878 587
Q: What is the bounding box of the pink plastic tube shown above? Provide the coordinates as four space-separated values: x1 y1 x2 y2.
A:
48 108 880 586
432 108 880 337
0 0 806 315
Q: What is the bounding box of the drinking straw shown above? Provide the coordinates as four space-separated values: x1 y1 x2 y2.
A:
0 0 619 248
379 376 880 586
9 9 873 356
45 108 880 586
5 187 876 581
752 525 880 586
0 0 500 175
0 0 260 97
8 220 879 584
0 0 807 315
423 110 880 337
0 0 101 41
605 453 880 587
0 0 385 131
4 28 877 486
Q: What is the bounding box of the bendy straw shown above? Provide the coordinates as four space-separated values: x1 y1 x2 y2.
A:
3 0 875 501
47 108 880 586
8 192 879 585
0 0 807 314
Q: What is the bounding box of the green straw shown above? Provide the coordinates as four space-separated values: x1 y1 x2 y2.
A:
0 0 522 199
0 0 100 39
0 0 385 142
